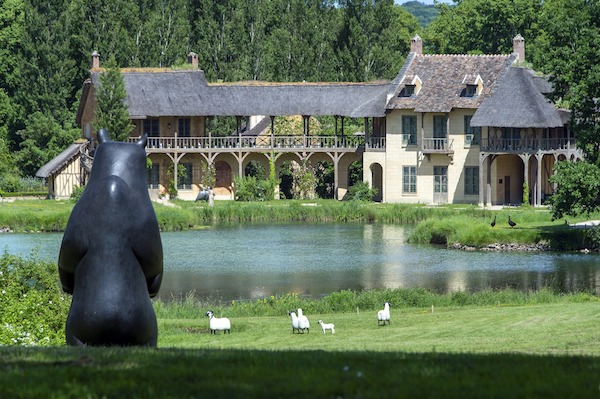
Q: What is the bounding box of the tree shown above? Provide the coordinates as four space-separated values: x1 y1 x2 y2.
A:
533 0 600 163
16 111 78 177
425 0 542 55
532 0 600 218
549 162 600 219
93 56 133 141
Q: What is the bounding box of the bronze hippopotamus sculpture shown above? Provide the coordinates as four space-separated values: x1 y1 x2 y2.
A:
58 129 163 346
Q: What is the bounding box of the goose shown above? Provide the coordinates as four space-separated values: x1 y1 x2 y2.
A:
508 215 516 227
490 215 496 227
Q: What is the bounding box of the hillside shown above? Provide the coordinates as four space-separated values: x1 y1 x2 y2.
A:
401 1 440 26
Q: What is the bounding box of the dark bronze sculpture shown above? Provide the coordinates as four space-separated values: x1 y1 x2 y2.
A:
58 129 163 346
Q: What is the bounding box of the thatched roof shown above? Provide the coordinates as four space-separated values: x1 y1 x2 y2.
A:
36 143 82 178
470 67 565 128
86 69 392 119
386 54 516 112
91 70 210 118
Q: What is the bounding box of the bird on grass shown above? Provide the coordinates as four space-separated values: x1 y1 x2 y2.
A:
508 215 516 227
490 215 496 227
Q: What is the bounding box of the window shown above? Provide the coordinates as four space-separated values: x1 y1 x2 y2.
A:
464 115 481 145
148 164 160 189
403 166 417 193
465 85 477 97
144 118 160 137
178 118 190 137
464 166 479 195
402 115 417 145
401 85 415 97
178 163 193 189
433 116 447 137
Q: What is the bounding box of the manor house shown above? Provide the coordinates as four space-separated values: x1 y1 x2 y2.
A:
42 35 578 206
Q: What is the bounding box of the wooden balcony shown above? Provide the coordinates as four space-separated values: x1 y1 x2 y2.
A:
125 135 372 152
480 137 577 153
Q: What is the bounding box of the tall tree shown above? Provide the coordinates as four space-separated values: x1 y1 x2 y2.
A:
94 56 132 141
533 0 600 219
425 0 542 55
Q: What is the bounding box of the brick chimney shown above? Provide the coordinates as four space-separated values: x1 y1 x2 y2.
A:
411 34 423 55
188 52 199 69
513 34 525 62
91 51 100 69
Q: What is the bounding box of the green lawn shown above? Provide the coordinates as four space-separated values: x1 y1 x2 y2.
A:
2 302 599 398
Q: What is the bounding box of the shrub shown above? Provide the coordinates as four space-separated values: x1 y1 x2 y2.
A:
70 185 85 202
0 175 23 192
346 182 378 202
0 253 70 345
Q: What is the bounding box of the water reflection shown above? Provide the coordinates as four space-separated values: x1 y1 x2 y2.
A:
1 224 599 302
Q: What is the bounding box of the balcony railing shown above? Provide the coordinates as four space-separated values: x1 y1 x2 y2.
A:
129 135 371 150
422 138 454 154
480 137 577 152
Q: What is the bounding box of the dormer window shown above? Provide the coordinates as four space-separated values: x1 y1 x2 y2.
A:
465 84 477 97
402 85 415 97
399 75 422 97
462 74 483 97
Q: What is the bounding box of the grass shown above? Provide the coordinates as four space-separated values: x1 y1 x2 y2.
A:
1 302 599 398
2 198 600 250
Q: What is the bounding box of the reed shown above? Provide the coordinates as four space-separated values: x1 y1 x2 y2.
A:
153 287 598 319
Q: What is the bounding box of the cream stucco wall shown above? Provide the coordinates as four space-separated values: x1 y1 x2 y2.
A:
380 109 482 204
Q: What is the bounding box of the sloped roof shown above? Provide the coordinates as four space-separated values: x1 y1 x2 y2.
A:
87 69 392 119
91 69 210 118
386 53 517 113
36 143 82 178
470 67 565 128
205 82 391 117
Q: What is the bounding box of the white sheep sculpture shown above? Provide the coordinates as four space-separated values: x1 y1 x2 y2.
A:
288 311 301 334
377 302 391 326
205 310 231 334
297 308 310 333
318 320 335 334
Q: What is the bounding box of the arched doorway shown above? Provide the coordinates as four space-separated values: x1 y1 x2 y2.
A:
215 160 232 197
370 163 383 202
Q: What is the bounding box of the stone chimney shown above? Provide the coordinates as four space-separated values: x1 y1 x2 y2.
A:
91 51 100 69
411 34 423 55
513 34 525 62
188 52 199 69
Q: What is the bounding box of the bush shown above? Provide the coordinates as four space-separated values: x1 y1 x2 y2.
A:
346 182 378 202
70 185 85 202
234 175 274 201
0 175 23 192
0 253 70 345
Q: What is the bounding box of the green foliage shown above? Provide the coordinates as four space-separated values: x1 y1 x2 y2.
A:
0 252 70 346
70 185 85 202
425 0 542 55
233 175 273 202
0 174 22 192
549 161 600 219
15 112 79 177
534 0 600 163
200 161 216 189
345 181 378 202
165 163 187 199
291 160 317 200
94 56 133 142
401 1 440 27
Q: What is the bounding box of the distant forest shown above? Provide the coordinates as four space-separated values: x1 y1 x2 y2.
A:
401 1 441 26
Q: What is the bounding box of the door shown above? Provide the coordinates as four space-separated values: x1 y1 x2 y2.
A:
504 175 511 204
433 116 447 150
433 166 448 204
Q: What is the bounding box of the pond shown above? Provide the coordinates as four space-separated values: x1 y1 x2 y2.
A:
1 223 599 302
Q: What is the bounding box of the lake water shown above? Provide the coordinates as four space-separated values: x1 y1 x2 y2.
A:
2 223 599 301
